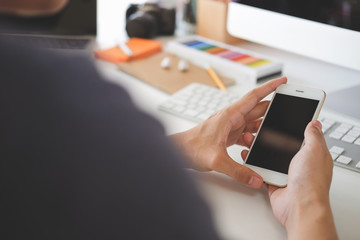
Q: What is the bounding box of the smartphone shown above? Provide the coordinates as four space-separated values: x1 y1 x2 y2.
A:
244 84 326 187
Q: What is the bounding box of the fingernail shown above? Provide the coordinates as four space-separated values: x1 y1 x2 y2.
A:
248 176 263 187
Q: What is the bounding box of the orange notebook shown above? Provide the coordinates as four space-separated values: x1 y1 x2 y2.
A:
94 38 162 63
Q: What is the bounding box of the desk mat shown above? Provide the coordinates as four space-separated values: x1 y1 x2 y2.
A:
117 52 234 94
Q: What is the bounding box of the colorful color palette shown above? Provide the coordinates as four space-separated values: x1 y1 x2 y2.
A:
183 40 271 68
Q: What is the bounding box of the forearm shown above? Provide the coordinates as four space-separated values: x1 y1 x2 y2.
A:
287 198 337 240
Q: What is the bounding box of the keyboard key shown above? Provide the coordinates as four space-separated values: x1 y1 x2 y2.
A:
202 96 211 103
322 119 335 126
198 112 213 121
322 126 330 133
183 109 199 117
356 162 360 169
339 123 353 129
330 152 339 160
341 135 356 143
353 126 360 132
198 100 208 106
171 99 187 106
321 119 335 131
336 155 352 165
194 106 206 113
177 94 190 100
208 103 217 109
174 106 185 113
189 98 200 104
334 126 351 134
329 131 343 140
187 104 197 109
347 129 360 138
218 102 228 108
194 87 206 93
355 138 360 146
329 146 344 155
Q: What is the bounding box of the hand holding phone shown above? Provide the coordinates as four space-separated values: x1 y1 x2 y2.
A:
267 121 337 238
171 77 288 188
244 84 326 187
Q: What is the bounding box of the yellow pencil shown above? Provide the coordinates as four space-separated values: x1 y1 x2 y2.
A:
206 66 227 91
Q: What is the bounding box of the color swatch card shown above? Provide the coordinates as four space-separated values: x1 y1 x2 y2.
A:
165 36 283 83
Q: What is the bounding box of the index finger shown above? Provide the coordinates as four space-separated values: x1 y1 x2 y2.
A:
214 153 264 189
228 77 287 123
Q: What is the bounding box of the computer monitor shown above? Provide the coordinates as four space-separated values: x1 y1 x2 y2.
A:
227 1 360 71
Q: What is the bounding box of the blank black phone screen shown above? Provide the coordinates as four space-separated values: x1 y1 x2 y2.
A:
246 93 319 174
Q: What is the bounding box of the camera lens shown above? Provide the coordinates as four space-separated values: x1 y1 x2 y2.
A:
126 11 158 39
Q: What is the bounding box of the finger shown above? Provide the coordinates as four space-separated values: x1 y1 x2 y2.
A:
245 101 270 122
214 154 263 188
228 129 255 147
227 77 287 124
241 149 249 161
238 132 254 148
243 119 263 133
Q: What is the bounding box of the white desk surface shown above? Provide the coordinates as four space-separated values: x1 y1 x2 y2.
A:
94 39 360 240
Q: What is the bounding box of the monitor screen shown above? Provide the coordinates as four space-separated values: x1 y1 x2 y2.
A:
0 0 97 35
235 0 360 32
227 1 360 71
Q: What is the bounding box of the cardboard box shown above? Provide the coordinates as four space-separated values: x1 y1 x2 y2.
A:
196 0 242 44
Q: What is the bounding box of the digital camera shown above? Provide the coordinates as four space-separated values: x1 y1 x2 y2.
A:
125 3 176 39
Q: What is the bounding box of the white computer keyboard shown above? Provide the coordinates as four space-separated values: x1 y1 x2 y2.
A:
320 117 360 173
159 83 360 173
159 83 240 123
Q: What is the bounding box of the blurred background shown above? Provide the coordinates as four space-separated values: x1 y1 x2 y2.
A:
99 0 174 46
98 0 199 47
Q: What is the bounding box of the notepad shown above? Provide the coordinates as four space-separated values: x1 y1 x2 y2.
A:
94 38 162 63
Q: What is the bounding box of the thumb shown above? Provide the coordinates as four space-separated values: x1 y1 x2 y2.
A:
304 120 325 146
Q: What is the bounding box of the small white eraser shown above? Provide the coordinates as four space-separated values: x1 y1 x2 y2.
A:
160 57 171 69
178 59 189 72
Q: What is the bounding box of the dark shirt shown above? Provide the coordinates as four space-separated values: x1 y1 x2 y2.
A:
0 39 220 240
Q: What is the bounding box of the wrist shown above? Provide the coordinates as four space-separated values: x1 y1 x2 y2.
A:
286 195 337 240
170 130 197 169
286 196 329 227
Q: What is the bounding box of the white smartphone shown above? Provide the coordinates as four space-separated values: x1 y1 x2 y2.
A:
244 84 326 187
